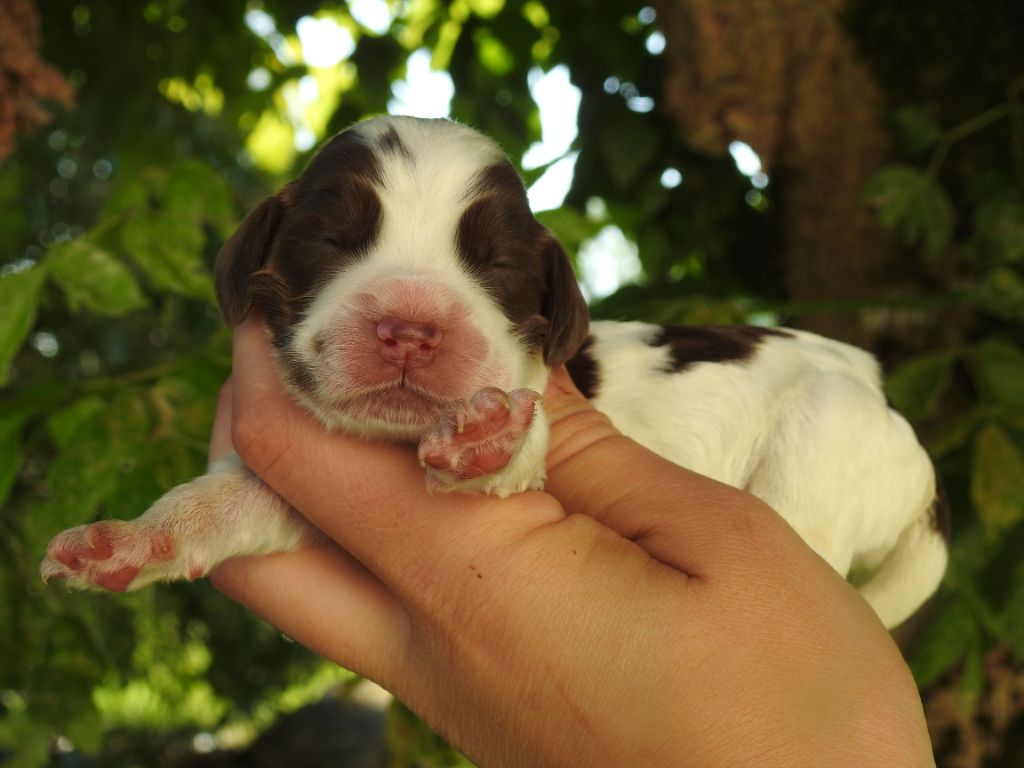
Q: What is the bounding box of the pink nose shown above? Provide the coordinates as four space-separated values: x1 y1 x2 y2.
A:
376 316 442 368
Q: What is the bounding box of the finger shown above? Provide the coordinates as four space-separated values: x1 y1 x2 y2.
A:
210 542 408 683
229 315 563 588
543 366 783 575
208 377 235 467
542 366 621 464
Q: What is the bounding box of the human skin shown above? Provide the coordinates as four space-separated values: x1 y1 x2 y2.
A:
210 315 936 768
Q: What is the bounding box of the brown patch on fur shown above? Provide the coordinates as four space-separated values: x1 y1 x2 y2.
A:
457 161 589 365
214 130 385 345
377 124 412 160
649 325 793 373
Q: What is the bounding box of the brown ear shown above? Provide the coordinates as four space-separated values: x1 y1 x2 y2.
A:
541 235 590 366
214 195 286 324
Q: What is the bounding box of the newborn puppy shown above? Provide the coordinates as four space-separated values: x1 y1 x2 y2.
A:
41 116 948 629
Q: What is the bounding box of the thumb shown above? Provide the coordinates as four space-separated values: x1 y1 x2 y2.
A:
543 366 663 527
543 365 622 466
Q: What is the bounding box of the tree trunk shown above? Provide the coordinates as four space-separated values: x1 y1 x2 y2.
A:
657 0 894 344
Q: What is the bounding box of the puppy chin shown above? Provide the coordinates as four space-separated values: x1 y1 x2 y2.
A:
284 380 442 441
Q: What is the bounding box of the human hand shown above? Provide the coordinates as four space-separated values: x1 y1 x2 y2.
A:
210 316 934 768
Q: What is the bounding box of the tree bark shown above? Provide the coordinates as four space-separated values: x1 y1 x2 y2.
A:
658 0 894 343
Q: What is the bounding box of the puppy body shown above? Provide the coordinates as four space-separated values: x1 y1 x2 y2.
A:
576 321 948 628
42 116 948 628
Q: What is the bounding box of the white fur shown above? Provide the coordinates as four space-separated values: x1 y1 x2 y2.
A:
583 321 946 628
42 116 946 628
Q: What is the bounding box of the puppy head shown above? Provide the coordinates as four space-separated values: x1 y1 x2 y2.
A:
215 116 589 437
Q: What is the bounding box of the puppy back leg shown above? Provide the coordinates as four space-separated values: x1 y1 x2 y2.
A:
856 498 949 629
41 453 317 592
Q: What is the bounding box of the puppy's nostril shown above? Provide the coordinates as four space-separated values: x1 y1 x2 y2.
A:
376 317 442 349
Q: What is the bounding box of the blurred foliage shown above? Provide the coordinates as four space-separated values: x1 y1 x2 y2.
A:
844 4 1024 757
0 0 1022 766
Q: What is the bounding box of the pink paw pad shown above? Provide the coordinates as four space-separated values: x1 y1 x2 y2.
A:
94 565 142 593
418 387 539 487
40 521 178 593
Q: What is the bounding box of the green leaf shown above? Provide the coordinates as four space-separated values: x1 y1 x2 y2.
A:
863 164 954 255
891 106 943 157
959 632 985 708
467 0 504 18
0 164 28 256
60 709 105 755
970 266 1024 321
48 239 148 316
474 29 515 75
926 407 982 457
909 596 979 687
1003 560 1024 659
944 525 1013 608
0 413 28 507
164 160 236 237
884 351 955 423
47 396 106 449
969 338 1024 409
970 425 1024 534
0 267 46 386
101 169 161 221
536 206 603 253
0 712 50 768
972 194 1024 265
122 211 213 300
23 391 156 554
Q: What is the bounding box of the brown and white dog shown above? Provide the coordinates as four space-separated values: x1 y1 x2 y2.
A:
41 116 949 629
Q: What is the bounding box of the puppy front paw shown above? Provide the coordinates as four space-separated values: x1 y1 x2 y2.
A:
418 387 541 496
41 519 198 592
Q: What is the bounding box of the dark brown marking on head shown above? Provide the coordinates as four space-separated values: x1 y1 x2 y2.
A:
463 160 525 202
457 161 589 365
215 128 385 346
565 336 600 399
377 125 413 161
929 470 951 543
301 128 385 188
648 325 794 373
